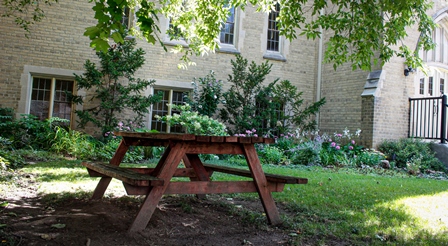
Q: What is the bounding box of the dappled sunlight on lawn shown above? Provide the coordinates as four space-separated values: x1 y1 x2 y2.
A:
365 191 448 242
38 179 128 197
396 191 448 232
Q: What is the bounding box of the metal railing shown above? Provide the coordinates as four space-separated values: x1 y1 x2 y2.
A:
408 95 448 143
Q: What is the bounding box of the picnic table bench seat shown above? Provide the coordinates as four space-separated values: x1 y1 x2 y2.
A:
203 163 308 184
82 161 164 187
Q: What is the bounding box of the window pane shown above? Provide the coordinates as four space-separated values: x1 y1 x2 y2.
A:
267 3 280 51
419 78 425 95
30 77 52 120
151 89 188 133
220 7 235 45
151 90 170 132
52 80 74 121
429 77 433 96
440 78 445 95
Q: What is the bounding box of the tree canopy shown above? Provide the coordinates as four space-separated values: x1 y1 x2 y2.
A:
2 0 436 70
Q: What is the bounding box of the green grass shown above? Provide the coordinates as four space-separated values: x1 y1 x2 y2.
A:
4 160 448 245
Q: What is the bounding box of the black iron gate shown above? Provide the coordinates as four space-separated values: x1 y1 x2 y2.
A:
409 95 448 143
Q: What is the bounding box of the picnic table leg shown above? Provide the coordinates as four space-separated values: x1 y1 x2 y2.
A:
183 154 210 199
91 140 129 199
129 142 188 232
242 144 282 225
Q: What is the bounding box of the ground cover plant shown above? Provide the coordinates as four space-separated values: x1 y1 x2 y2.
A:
1 160 447 245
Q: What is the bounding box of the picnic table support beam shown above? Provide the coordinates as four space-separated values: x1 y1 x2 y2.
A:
128 142 188 233
242 144 282 225
183 154 210 199
92 141 129 199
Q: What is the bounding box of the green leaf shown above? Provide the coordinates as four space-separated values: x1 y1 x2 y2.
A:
90 38 110 52
51 223 66 229
111 32 124 44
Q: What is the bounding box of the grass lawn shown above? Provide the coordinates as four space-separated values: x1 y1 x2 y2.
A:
4 160 448 245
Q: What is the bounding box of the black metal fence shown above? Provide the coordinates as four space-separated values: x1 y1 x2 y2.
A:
408 95 448 143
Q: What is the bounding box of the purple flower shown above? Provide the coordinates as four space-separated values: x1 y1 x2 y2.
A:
251 128 256 133
330 142 336 147
351 140 356 145
336 146 341 150
254 134 258 137
349 146 354 150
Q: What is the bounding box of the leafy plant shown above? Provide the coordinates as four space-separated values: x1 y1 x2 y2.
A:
156 103 228 136
0 108 14 123
219 55 325 136
70 38 161 135
259 145 284 165
0 115 68 150
378 138 446 173
184 70 223 117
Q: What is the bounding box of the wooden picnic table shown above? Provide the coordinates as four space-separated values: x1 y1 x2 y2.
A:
82 132 308 232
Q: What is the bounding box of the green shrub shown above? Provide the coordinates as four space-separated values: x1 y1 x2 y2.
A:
0 150 25 170
378 138 446 173
156 103 228 136
259 145 284 165
184 70 223 117
0 115 68 150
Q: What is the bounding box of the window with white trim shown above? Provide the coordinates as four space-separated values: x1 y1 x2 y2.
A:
267 3 280 52
262 3 287 61
220 7 235 45
441 78 445 94
150 89 188 133
30 76 74 123
419 78 425 95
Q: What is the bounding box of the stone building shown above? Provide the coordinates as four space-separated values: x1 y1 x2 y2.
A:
1 0 447 148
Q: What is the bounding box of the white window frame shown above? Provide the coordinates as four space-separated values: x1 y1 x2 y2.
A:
146 80 193 132
218 7 240 54
18 66 84 128
262 4 288 62
29 76 75 123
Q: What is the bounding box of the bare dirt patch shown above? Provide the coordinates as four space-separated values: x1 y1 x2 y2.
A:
1 172 297 246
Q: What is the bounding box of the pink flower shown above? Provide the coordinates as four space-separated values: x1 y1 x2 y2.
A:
351 140 356 145
336 146 341 150
254 134 258 137
330 142 336 147
349 146 354 150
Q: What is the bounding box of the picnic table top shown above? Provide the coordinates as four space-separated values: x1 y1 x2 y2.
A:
114 131 276 144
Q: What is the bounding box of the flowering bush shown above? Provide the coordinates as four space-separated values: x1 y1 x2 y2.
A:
155 104 228 136
184 70 223 117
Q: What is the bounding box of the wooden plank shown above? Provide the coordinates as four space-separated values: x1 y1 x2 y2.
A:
183 154 208 199
251 137 264 143
196 136 211 142
242 144 281 225
123 181 285 195
210 136 225 142
128 167 196 178
203 163 308 184
91 140 130 199
238 137 252 143
225 136 238 142
122 138 169 147
129 141 189 232
186 142 244 154
82 162 164 187
115 132 196 141
263 138 276 144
